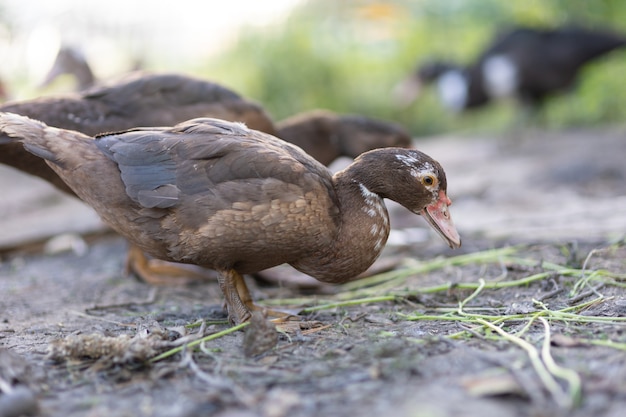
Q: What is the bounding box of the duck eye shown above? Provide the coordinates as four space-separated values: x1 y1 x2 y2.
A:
421 175 435 186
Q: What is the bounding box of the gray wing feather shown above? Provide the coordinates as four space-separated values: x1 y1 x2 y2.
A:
96 132 180 207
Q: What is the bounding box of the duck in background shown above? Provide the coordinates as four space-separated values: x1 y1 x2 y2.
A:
36 44 413 165
1 72 277 194
0 78 10 103
394 25 626 114
0 113 460 324
40 46 98 91
276 109 412 166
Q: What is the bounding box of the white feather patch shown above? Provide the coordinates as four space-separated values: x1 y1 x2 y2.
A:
483 55 518 98
436 70 468 112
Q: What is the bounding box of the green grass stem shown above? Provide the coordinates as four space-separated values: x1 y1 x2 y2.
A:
150 322 248 362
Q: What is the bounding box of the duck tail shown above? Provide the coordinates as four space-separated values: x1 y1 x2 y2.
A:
0 112 88 168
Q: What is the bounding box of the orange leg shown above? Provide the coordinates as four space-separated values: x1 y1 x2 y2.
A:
216 269 253 324
125 245 216 285
217 268 293 325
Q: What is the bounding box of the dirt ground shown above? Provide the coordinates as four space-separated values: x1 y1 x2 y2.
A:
1 126 625 417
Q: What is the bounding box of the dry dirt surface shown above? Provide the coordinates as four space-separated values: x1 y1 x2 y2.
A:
1 126 625 417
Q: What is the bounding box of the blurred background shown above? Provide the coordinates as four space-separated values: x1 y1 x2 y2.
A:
1 0 626 137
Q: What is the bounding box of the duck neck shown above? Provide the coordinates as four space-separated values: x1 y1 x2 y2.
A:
291 165 390 283
74 63 96 90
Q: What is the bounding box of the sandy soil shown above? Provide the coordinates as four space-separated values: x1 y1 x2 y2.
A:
1 126 625 417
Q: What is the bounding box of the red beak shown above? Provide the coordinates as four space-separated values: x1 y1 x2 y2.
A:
420 190 461 249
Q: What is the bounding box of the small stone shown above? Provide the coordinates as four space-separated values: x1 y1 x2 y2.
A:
242 311 278 358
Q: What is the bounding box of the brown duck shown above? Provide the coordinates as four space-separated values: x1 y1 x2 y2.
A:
276 109 412 166
0 113 460 324
1 72 276 194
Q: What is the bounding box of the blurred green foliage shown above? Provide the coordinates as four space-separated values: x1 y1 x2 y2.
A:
198 0 626 137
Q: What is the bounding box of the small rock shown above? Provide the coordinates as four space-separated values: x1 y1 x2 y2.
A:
242 311 278 358
43 233 88 256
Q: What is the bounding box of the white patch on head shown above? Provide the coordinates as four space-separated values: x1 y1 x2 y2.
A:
395 153 419 166
395 153 440 200
415 162 435 177
395 153 419 177
436 70 468 112
395 153 435 179
483 55 518 98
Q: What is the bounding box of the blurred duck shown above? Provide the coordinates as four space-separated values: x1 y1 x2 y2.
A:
2 72 277 194
38 45 413 164
394 26 626 112
0 78 10 102
276 109 412 166
40 46 97 91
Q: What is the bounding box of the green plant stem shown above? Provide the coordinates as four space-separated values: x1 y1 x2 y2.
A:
513 312 541 338
150 322 248 362
300 295 398 313
539 317 582 408
457 278 486 315
341 246 521 291
584 338 626 351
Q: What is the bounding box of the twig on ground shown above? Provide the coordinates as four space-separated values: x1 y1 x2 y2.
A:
567 283 605 304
